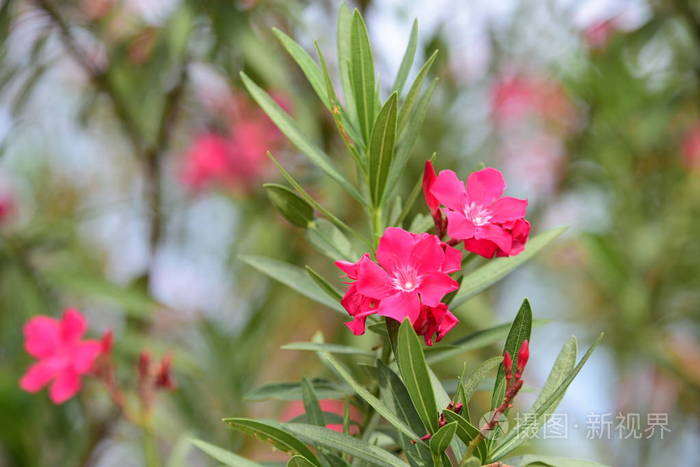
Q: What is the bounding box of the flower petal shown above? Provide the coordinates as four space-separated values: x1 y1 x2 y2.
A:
417 272 458 306
72 340 102 374
410 234 444 274
335 253 370 280
437 311 459 342
466 168 505 205
430 170 467 211
345 316 368 335
441 243 462 273
61 308 87 344
464 238 500 258
422 160 440 214
356 259 394 299
489 197 527 223
49 369 81 404
24 316 61 358
445 210 476 240
20 361 57 393
376 227 416 273
475 224 512 253
376 292 421 323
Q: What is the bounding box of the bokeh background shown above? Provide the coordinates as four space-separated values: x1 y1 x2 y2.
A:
0 0 699 465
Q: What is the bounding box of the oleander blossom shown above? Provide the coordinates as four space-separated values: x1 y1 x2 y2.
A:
336 228 461 345
20 308 105 404
430 167 530 258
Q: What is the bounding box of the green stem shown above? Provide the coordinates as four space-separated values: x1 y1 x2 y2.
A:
142 420 160 467
371 206 383 248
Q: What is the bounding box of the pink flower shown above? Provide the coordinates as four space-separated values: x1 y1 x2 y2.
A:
423 161 447 236
682 124 700 171
584 18 619 50
336 228 460 342
430 167 529 258
180 133 233 190
20 309 104 404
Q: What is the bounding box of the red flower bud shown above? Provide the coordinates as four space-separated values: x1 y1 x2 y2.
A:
138 351 151 382
503 350 513 379
155 354 175 391
517 339 530 371
422 160 440 215
100 330 113 355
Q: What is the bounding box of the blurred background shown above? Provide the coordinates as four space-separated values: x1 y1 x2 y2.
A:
0 0 699 465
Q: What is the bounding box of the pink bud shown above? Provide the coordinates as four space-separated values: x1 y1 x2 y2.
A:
503 350 513 379
155 354 175 391
517 340 530 371
100 331 113 354
422 160 440 216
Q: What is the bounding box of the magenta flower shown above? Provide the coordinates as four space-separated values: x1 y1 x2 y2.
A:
20 308 104 404
336 228 460 342
430 167 529 258
413 303 459 346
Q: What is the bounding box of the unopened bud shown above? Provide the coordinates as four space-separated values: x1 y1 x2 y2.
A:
100 330 113 354
155 354 175 391
503 350 513 380
517 340 530 371
138 351 151 381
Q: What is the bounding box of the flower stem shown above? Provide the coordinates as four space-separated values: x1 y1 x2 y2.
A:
371 206 383 248
142 419 160 467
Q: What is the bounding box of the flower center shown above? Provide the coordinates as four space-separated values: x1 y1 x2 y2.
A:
464 201 493 226
392 266 421 292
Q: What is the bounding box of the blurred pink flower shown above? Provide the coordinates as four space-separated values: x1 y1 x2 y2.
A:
430 167 530 258
181 94 287 191
20 308 104 404
490 74 574 129
0 191 14 223
282 399 362 434
682 124 700 171
336 228 460 343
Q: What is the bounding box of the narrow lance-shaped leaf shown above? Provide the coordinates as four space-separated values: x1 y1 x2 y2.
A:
460 356 503 404
392 19 419 94
349 9 376 143
442 410 487 462
264 183 314 228
245 379 352 401
429 421 457 455
282 342 374 357
450 227 568 308
287 455 317 467
306 219 357 262
337 3 356 124
305 266 343 302
285 423 409 467
492 299 532 409
190 439 265 467
368 93 398 206
397 319 439 433
222 418 319 466
239 255 344 314
519 454 613 467
273 28 329 109
241 73 364 203
397 50 438 132
301 378 326 427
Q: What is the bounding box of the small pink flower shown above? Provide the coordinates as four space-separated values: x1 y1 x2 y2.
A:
584 18 618 50
336 228 460 342
20 309 104 404
283 399 362 434
180 133 233 190
682 124 700 171
430 167 529 258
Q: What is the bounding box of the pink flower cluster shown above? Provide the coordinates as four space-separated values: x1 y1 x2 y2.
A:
20 309 107 404
181 94 287 191
336 227 461 345
424 162 530 258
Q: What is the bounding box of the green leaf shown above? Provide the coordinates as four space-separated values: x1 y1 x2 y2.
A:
392 19 419 95
337 3 356 124
442 410 486 462
386 79 438 196
349 10 376 143
273 28 329 109
241 73 363 203
264 183 314 228
282 342 374 357
221 419 319 465
301 378 326 427
305 266 343 302
460 356 503 404
531 337 578 414
519 455 612 467
450 227 568 308
368 93 398 205
285 424 408 467
429 421 457 455
488 334 604 461
492 299 532 409
306 219 357 262
190 439 264 467
316 347 419 440
397 320 439 433
245 379 352 401
398 50 438 132
461 457 481 467
240 255 344 314
288 455 318 467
